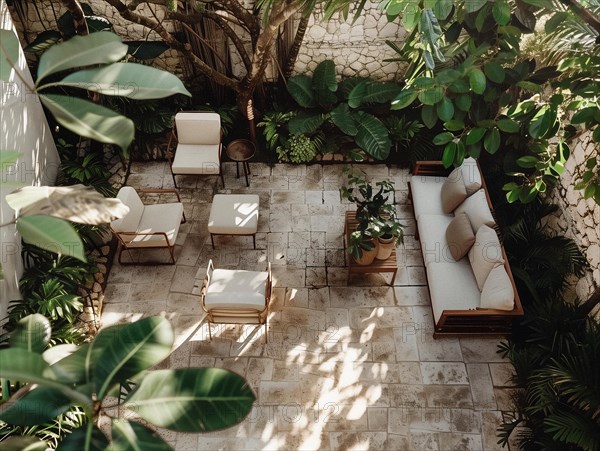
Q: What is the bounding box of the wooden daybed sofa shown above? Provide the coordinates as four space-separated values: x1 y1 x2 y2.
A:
409 159 523 337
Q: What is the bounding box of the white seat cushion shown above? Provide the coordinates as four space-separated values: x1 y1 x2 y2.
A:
426 260 481 323
205 268 268 311
417 214 458 265
121 202 183 247
208 194 259 234
172 143 220 175
410 175 452 220
112 186 144 232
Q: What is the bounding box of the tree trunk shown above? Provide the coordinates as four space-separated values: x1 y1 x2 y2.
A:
579 287 600 317
283 15 309 79
61 0 88 36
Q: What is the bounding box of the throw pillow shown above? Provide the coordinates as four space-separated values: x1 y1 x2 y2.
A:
441 167 467 214
445 212 475 261
480 265 514 310
460 158 482 196
455 189 495 231
468 224 505 290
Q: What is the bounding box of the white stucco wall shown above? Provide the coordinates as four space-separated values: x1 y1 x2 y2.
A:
0 0 60 316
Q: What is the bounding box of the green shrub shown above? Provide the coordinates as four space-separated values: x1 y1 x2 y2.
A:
276 134 317 163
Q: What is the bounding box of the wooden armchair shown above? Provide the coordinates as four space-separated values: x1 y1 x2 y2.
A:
110 187 186 265
200 259 272 342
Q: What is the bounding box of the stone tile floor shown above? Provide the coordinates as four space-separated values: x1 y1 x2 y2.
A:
102 161 516 450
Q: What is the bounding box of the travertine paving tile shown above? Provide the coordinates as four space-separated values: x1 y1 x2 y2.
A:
101 162 514 450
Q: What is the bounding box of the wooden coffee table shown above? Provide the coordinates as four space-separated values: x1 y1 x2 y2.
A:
343 211 398 285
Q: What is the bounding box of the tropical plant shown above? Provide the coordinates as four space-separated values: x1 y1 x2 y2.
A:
276 133 318 163
348 228 377 261
501 198 587 301
340 166 396 221
0 315 255 450
0 28 190 153
498 300 600 450
372 0 600 204
286 60 401 160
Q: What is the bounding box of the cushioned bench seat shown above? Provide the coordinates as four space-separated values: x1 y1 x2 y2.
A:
409 159 524 337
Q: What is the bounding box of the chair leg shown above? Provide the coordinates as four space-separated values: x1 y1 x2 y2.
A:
167 245 176 264
252 234 256 249
207 322 212 341
211 234 215 249
264 322 268 343
171 171 178 189
220 172 225 188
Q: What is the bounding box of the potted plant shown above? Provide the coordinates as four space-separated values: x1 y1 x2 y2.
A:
340 167 395 223
341 166 404 261
348 228 379 265
371 214 404 260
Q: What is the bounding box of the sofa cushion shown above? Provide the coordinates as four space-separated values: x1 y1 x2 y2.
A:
410 175 451 219
172 143 220 175
208 194 259 234
480 265 514 310
468 225 505 290
111 186 143 233
454 189 495 231
445 212 475 260
460 157 482 196
418 214 456 265
441 167 468 214
426 260 481 323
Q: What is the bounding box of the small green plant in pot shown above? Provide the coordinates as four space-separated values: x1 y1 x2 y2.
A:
340 166 395 222
371 214 404 260
348 228 379 265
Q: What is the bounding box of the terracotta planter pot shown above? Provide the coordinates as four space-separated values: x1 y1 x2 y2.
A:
353 239 379 265
376 235 396 260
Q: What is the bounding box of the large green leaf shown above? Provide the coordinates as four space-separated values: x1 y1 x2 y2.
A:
492 0 511 25
288 112 325 134
391 88 418 110
0 29 20 82
354 112 391 160
0 387 72 425
58 424 109 451
436 97 454 122
95 316 174 398
466 0 488 13
23 30 63 55
40 94 134 151
330 103 358 136
355 82 402 106
126 368 255 432
58 63 191 99
107 419 172 451
0 349 60 384
17 215 86 262
287 74 316 108
312 60 337 93
10 314 51 353
0 437 47 451
469 68 486 94
125 41 170 60
37 32 127 84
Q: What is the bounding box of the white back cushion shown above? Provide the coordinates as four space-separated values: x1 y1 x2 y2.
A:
460 157 482 196
175 112 221 145
455 189 495 231
468 224 505 290
480 265 514 310
111 187 144 232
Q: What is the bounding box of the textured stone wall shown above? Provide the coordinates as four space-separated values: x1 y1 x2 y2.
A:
13 1 404 81
544 132 600 302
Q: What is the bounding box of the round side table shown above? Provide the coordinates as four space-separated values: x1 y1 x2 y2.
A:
226 139 255 187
